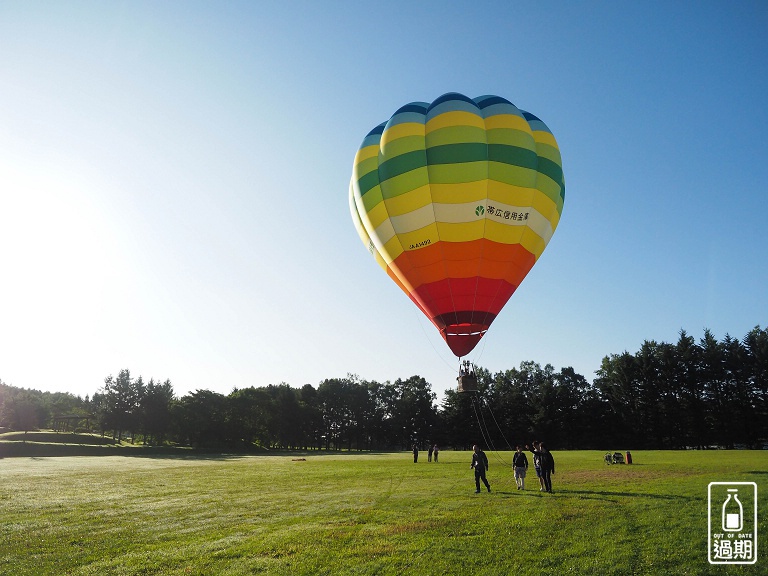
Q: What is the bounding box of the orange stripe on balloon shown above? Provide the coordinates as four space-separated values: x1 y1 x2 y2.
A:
391 240 535 290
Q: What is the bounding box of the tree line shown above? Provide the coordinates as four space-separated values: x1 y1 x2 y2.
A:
1 326 766 450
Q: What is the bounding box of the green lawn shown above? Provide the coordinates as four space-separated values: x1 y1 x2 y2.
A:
0 450 765 575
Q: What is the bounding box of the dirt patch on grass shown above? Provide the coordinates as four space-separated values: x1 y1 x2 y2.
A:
560 466 675 487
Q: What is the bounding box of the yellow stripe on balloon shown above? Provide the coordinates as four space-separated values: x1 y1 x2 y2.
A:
485 220 546 257
483 114 532 132
381 234 403 264
430 181 487 204
485 127 536 148
381 122 425 146
532 131 559 148
354 144 380 164
435 220 485 243
383 184 432 217
365 198 391 230
486 180 534 205
425 110 485 133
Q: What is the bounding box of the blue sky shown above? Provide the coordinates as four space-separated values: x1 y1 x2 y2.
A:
1 1 766 402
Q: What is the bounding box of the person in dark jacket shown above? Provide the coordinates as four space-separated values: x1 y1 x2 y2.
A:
512 446 529 490
470 445 491 493
528 441 544 491
412 444 419 463
527 442 555 492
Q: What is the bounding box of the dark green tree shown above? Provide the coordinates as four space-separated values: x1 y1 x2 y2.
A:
141 379 174 445
388 375 438 449
298 384 323 450
96 369 142 441
172 389 228 448
743 326 768 442
317 377 353 450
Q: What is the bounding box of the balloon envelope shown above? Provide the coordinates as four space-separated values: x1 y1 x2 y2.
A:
349 93 565 357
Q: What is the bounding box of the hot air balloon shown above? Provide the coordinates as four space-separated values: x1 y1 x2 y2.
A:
349 92 565 359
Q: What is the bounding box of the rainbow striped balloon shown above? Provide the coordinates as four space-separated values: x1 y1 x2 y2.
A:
349 93 565 357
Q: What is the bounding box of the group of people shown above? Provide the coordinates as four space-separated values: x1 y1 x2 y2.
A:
470 441 555 494
459 360 475 378
511 442 555 492
412 444 439 463
413 442 555 494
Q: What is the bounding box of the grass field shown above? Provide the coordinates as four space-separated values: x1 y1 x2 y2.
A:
0 449 765 575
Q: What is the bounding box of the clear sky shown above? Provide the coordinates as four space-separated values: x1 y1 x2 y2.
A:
1 1 766 403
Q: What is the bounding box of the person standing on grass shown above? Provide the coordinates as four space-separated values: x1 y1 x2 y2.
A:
526 441 545 491
412 444 419 463
538 442 554 492
470 444 491 493
527 442 554 492
428 444 433 462
512 445 528 490
433 444 439 462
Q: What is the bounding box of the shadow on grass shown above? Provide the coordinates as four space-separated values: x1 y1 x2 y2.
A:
557 488 695 501
0 443 252 460
0 443 428 461
491 488 695 502
129 450 409 461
